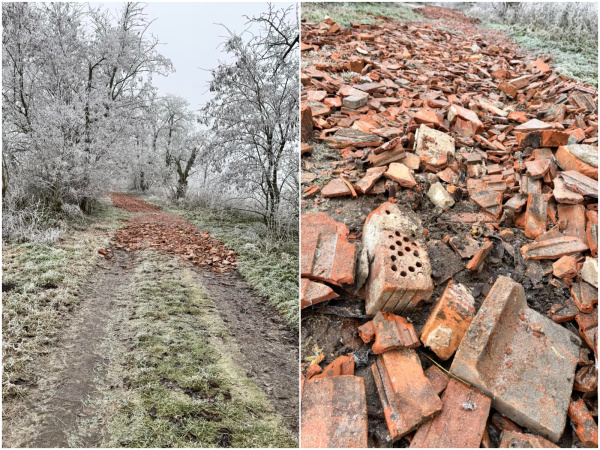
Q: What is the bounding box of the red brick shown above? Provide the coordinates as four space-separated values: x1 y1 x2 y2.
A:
521 235 588 260
466 239 493 270
553 176 584 204
301 376 368 448
552 255 578 279
414 109 440 127
576 307 598 357
321 178 353 198
573 365 597 393
448 234 480 259
471 190 503 218
301 278 339 309
524 193 548 238
525 159 551 179
568 399 598 448
301 213 356 286
301 105 313 143
410 379 491 448
499 430 559 448
586 210 598 256
355 166 386 194
492 412 522 433
312 354 355 379
360 202 434 316
451 276 580 442
372 349 442 442
555 145 598 181
448 104 484 134
571 281 598 314
508 110 527 122
558 203 588 246
424 365 449 395
548 299 580 323
533 59 551 73
517 130 569 148
498 80 518 98
419 281 475 360
384 163 416 189
357 311 419 354
324 128 382 149
561 170 598 198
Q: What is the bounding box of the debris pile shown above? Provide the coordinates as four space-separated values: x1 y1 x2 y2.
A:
111 194 237 273
300 9 597 448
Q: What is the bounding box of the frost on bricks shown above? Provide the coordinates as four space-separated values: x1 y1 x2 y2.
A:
409 379 492 448
301 376 368 448
450 276 581 442
357 202 434 316
371 349 442 442
301 212 356 287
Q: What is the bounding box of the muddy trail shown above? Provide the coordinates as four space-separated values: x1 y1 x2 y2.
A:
3 193 298 447
301 5 597 449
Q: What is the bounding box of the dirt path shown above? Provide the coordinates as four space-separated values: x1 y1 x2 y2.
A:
3 193 298 447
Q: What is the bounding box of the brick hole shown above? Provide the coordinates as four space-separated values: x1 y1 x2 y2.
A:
395 240 402 246
385 210 391 215
414 251 420 257
390 245 396 250
416 262 422 268
395 231 400 237
409 266 415 272
391 255 397 261
405 246 411 252
398 251 404 256
400 271 407 277
391 265 398 271
388 235 394 239
403 237 410 242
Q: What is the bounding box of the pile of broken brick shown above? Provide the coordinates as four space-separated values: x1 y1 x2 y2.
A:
300 14 597 449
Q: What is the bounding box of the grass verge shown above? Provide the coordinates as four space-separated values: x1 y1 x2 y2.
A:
102 251 296 448
2 200 128 400
302 2 421 26
483 21 598 87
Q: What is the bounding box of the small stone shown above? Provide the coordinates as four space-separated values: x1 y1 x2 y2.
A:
427 182 455 209
581 257 598 288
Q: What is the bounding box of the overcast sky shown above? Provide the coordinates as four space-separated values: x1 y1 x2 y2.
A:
97 2 293 109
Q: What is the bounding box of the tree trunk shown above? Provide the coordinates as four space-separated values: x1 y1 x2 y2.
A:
175 179 188 200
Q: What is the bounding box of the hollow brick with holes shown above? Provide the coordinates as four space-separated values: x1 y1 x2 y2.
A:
360 202 434 316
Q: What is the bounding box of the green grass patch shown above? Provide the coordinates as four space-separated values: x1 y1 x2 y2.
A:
483 21 598 87
2 200 129 399
302 2 421 27
105 252 295 448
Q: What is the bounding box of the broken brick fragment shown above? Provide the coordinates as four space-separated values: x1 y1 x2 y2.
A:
410 378 491 448
451 276 580 442
372 349 442 442
321 178 353 198
521 236 588 260
498 80 518 98
311 354 355 379
301 213 356 286
568 399 598 448
301 278 339 309
552 255 578 279
384 163 417 189
357 311 419 354
301 105 314 143
561 170 598 198
573 365 598 393
466 239 493 270
424 365 449 395
301 376 368 448
571 281 598 314
419 281 475 360
524 193 548 239
548 299 580 323
354 166 387 194
499 430 559 448
359 202 433 316
414 124 455 168
324 128 382 149
555 145 598 181
492 412 523 433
